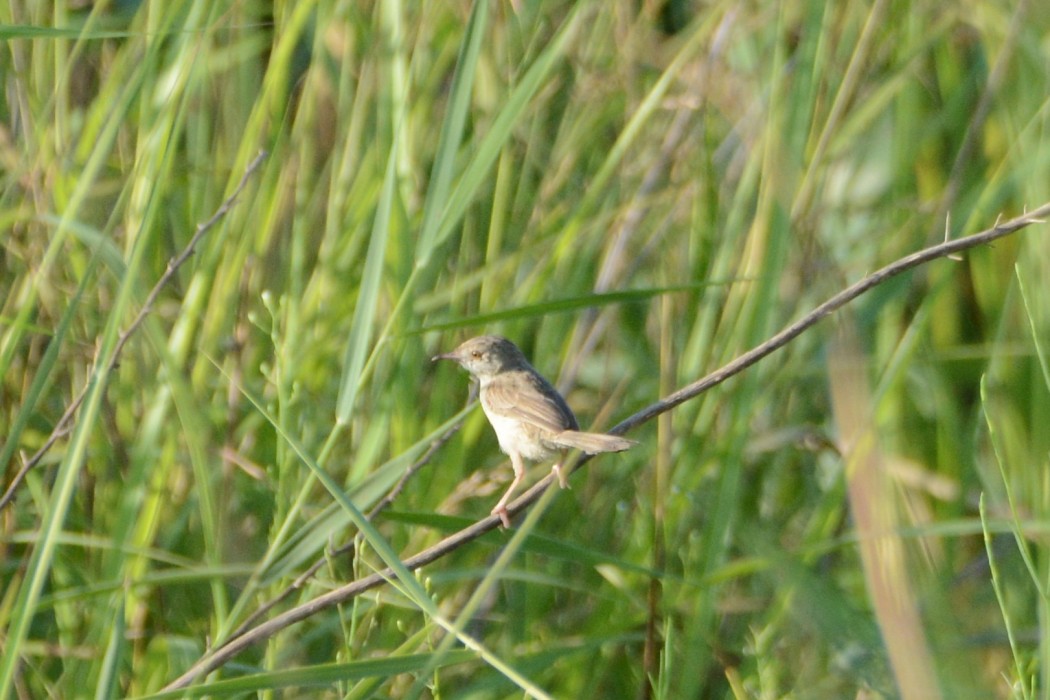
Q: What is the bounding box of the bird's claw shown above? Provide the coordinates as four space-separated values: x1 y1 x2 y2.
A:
492 506 512 529
552 463 570 489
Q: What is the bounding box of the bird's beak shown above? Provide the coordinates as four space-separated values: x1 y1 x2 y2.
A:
431 352 455 363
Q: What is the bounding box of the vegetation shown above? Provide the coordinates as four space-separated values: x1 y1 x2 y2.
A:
1 1 1049 697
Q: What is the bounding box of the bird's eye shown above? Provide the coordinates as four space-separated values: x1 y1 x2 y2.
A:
471 351 482 359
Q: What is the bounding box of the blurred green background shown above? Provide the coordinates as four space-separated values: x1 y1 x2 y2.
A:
2 1 1049 698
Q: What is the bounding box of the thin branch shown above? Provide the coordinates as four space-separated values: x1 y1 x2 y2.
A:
609 201 1049 436
162 203 1049 691
225 424 460 642
0 151 269 513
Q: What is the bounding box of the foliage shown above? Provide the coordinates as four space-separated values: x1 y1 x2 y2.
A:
1 1 1049 698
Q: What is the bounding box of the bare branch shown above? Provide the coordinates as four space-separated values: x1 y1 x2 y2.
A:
162 203 1049 691
0 152 269 513
225 424 460 642
609 201 1050 436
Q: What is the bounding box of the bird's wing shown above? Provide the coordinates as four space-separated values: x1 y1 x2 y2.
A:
483 371 578 434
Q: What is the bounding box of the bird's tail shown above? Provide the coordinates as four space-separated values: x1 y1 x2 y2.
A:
552 430 636 454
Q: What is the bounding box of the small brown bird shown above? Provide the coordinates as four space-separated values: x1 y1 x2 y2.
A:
433 335 636 527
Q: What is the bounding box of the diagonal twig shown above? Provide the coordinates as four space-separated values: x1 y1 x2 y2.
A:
224 423 460 642
0 151 269 513
162 202 1049 691
609 202 1049 436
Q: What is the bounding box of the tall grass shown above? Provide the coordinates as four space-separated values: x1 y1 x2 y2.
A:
1 1 1049 698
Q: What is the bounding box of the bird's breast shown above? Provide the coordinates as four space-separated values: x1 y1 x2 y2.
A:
480 404 558 462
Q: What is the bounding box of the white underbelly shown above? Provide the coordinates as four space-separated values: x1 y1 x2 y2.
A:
482 407 557 461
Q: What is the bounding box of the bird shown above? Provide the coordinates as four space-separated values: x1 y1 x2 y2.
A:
432 335 636 527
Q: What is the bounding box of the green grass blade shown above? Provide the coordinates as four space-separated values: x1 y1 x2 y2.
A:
336 136 400 423
139 650 478 699
413 0 488 266
432 3 585 249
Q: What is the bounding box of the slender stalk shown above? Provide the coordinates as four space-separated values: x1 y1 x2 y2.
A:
162 203 1050 692
0 152 268 513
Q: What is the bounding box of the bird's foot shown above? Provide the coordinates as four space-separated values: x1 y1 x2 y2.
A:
552 463 570 489
491 505 512 528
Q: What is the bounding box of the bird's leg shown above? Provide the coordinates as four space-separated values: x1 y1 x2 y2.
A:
491 452 525 528
551 450 571 489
